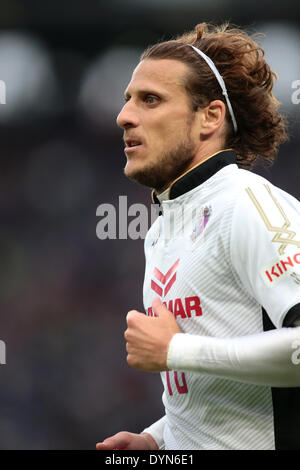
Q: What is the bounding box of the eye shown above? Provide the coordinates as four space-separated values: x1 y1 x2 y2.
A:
145 95 159 105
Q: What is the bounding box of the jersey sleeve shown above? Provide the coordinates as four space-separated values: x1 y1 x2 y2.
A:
230 181 300 328
142 415 166 449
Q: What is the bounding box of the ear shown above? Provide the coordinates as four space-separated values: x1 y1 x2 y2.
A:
200 99 226 136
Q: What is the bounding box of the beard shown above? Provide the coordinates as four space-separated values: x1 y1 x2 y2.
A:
124 136 197 193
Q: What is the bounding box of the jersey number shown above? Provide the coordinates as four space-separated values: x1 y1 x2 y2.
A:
166 371 188 395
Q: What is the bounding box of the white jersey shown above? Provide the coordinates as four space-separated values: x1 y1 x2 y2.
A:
142 149 300 450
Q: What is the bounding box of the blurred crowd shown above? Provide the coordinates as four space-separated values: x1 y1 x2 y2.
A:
0 117 166 448
0 0 299 449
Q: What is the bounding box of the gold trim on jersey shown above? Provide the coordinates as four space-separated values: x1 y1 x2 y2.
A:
246 184 300 255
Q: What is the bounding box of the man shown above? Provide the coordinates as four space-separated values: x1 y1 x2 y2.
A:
96 22 300 450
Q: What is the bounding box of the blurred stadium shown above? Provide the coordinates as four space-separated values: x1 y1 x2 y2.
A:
0 0 299 449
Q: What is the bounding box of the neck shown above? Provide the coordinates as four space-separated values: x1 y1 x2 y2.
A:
155 142 224 195
151 148 236 204
186 140 225 171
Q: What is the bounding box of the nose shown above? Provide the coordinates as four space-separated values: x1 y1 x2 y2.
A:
116 100 139 129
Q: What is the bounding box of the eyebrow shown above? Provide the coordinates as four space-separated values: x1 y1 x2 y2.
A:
124 87 170 100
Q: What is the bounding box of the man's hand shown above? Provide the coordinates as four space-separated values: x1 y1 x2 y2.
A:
96 431 158 450
124 297 181 371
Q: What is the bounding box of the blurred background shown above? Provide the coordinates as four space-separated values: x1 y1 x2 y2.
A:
0 0 299 449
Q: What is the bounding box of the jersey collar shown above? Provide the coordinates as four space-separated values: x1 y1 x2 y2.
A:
151 149 236 204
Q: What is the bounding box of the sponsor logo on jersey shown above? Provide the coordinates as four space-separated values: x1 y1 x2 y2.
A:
262 252 300 286
147 296 202 319
151 258 180 297
149 258 202 318
190 205 212 242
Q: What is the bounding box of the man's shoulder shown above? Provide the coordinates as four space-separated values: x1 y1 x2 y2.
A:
216 167 298 235
223 167 290 210
209 167 271 217
204 165 273 203
228 168 300 245
230 167 299 209
225 167 272 193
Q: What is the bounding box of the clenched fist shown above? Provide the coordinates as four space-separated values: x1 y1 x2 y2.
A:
124 297 181 371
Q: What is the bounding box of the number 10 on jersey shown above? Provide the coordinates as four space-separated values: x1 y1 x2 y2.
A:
166 371 188 395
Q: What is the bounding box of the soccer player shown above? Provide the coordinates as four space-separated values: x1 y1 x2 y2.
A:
96 22 300 450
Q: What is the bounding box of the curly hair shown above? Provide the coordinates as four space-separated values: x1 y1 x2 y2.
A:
140 22 288 169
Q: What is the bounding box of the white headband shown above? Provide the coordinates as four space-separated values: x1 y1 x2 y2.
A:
188 44 238 133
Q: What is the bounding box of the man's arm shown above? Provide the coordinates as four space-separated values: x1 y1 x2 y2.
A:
167 321 300 387
125 298 300 387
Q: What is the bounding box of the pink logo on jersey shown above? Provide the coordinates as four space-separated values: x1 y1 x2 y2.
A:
191 205 212 241
151 258 180 297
